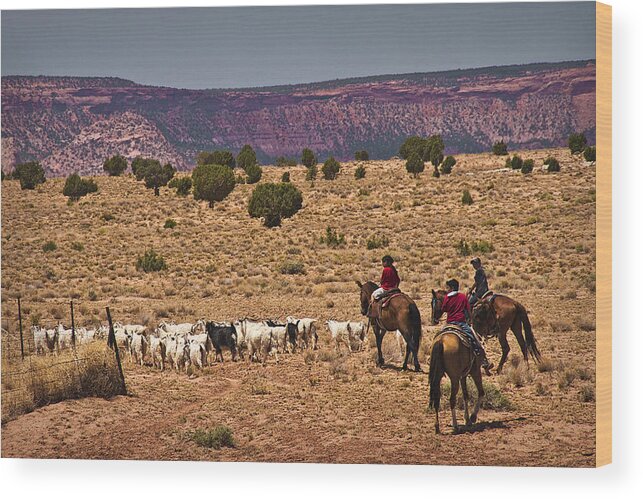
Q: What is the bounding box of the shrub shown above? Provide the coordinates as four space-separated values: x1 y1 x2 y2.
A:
492 140 509 155
322 157 341 180
248 182 303 227
521 159 534 174
136 249 167 273
355 165 366 179
235 174 246 184
425 134 445 167
471 240 494 253
164 218 177 229
583 146 596 163
544 157 561 172
505 157 512 169
440 155 456 174
103 154 127 176
71 241 84 251
455 239 471 256
279 260 305 275
510 155 523 170
245 163 262 184
192 163 236 208
320 226 346 247
568 132 588 154
405 152 424 178
63 173 98 201
13 162 46 190
462 189 473 205
236 144 257 171
281 171 290 183
305 164 317 181
301 148 317 169
168 176 192 196
354 150 369 161
131 156 159 181
579 385 595 403
366 234 389 250
42 241 57 252
432 167 440 178
399 136 426 159
196 150 235 169
188 426 235 449
276 156 297 167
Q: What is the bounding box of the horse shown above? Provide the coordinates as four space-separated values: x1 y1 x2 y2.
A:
356 281 422 371
470 293 541 373
428 328 485 434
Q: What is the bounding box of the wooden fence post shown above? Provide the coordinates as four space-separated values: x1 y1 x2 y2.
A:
18 297 24 360
106 306 126 395
70 300 76 349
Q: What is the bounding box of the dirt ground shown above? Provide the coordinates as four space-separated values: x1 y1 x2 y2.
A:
1 149 596 466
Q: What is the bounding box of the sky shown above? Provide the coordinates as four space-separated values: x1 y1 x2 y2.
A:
1 3 596 89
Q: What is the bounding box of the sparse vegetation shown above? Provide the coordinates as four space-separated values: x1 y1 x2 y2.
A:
366 234 389 250
168 176 192 196
301 148 317 169
354 150 369 161
322 157 341 180
521 159 534 174
188 426 235 449
62 173 98 202
405 153 424 178
103 154 128 176
42 241 57 252
13 161 46 190
568 132 588 155
192 163 236 208
279 261 305 275
320 226 346 247
135 249 167 273
440 155 456 174
510 154 523 170
276 156 297 167
245 163 263 184
281 171 290 183
462 189 473 205
544 157 561 172
492 140 509 155
248 182 303 227
164 218 177 229
583 146 596 163
355 165 366 179
237 144 257 171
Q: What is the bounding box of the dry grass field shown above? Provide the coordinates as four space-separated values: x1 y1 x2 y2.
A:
0 148 596 466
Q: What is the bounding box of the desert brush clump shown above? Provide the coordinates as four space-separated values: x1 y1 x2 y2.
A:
320 226 346 247
492 140 509 155
63 173 98 201
568 132 588 155
135 249 167 273
248 182 303 227
12 161 46 190
322 157 341 180
188 425 235 449
168 176 192 196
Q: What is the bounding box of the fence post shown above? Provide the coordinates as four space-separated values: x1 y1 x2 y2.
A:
106 306 127 395
18 296 24 361
70 300 76 349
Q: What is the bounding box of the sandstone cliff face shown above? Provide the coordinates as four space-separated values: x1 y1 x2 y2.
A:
1 61 595 176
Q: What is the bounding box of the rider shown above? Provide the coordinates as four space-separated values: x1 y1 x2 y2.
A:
443 278 494 375
371 255 400 302
468 257 489 308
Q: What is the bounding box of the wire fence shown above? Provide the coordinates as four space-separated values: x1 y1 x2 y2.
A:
1 300 126 423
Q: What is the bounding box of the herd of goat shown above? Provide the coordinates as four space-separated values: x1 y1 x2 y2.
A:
29 317 391 371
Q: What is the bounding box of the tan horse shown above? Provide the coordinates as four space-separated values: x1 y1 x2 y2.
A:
471 293 541 373
356 281 422 371
428 330 485 434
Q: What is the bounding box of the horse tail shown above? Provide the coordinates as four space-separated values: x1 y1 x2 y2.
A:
408 302 422 351
428 340 445 411
517 303 541 362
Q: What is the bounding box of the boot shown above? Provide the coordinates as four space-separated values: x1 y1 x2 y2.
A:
481 356 494 376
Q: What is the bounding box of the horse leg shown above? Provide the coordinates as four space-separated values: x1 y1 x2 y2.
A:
402 342 411 370
469 365 485 424
496 331 510 373
374 326 385 367
461 377 471 426
449 376 460 434
510 315 529 366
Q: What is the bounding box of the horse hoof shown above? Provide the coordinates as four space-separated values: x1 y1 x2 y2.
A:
402 365 408 371
470 414 478 424
452 427 459 435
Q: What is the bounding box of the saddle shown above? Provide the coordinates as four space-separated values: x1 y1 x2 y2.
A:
367 289 403 319
434 324 473 349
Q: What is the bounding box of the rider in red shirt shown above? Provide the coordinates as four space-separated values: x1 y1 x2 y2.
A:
372 255 400 301
443 278 494 374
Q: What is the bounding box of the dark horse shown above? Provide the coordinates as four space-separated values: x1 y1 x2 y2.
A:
432 289 540 373
470 293 541 372
356 281 422 371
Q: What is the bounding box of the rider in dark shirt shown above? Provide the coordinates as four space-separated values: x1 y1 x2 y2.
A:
468 257 489 307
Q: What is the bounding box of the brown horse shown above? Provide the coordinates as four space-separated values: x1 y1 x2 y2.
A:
428 329 485 434
356 281 422 371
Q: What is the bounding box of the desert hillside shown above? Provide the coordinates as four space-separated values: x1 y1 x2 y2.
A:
0 149 596 465
1 60 595 176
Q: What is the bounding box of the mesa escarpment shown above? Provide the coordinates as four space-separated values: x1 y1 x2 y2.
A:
1 60 595 176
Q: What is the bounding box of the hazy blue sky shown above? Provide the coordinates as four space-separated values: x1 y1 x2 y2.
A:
2 3 596 89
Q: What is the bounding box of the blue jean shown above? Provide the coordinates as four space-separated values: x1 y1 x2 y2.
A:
449 321 483 357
